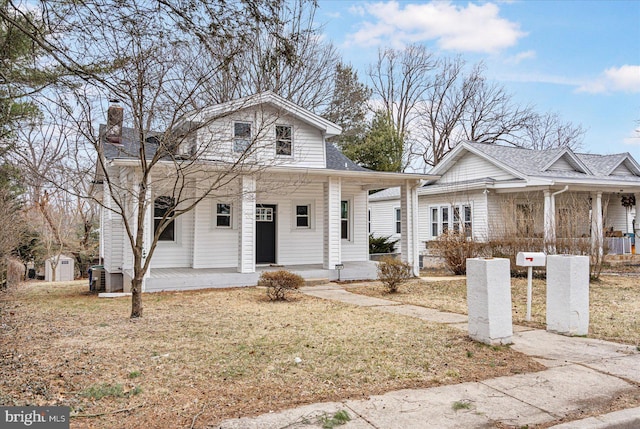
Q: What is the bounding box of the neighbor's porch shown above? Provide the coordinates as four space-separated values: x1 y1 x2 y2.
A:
139 261 378 292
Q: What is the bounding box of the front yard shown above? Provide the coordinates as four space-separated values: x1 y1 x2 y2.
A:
0 281 544 428
347 274 640 346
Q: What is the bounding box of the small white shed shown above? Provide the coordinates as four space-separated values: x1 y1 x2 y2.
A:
45 255 75 282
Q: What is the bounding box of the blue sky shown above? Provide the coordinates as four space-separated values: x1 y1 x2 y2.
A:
316 0 640 158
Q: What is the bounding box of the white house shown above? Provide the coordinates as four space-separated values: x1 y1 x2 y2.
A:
370 141 640 257
98 92 434 292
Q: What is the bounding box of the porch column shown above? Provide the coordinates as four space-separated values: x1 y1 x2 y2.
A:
323 177 341 269
238 175 256 273
591 192 604 262
543 190 556 254
400 180 420 276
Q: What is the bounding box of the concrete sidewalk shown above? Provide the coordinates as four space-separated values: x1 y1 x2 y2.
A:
218 284 640 429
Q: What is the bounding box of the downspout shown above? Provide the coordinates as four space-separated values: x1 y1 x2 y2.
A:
551 185 570 228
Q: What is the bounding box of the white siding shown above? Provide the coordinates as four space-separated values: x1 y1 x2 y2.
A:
341 183 369 262
369 198 401 250
547 156 575 172
611 163 634 176
192 199 239 268
606 201 630 233
438 152 516 183
151 211 195 268
257 182 325 265
420 191 488 242
198 106 327 169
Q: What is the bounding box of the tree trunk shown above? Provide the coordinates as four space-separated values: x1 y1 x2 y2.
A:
130 277 143 318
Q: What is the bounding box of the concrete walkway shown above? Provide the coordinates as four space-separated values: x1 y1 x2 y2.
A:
218 283 640 429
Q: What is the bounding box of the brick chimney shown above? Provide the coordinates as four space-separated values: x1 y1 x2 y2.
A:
106 100 123 145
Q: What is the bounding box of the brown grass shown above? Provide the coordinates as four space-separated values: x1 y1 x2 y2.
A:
0 281 544 428
347 274 640 346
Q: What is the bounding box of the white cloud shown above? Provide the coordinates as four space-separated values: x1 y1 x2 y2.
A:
345 1 525 53
505 50 536 64
577 65 640 94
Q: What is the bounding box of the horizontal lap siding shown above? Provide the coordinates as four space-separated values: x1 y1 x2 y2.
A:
266 183 324 265
369 199 400 250
199 108 326 169
193 199 239 268
606 202 630 232
420 191 488 242
439 152 516 183
151 211 194 268
341 184 368 262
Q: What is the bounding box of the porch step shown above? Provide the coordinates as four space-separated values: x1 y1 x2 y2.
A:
304 278 330 287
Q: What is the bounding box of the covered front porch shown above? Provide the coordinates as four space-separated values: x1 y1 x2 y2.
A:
139 261 378 292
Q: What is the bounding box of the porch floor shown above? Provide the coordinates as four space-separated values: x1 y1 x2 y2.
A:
144 261 378 292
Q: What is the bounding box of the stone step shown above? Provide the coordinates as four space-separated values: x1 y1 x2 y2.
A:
304 278 330 287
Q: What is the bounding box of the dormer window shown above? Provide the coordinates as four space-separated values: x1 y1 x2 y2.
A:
275 125 292 156
234 122 251 152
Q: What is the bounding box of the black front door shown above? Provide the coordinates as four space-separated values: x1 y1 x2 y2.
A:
256 204 276 264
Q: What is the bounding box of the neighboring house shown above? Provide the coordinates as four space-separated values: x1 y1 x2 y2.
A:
98 92 434 292
370 141 640 257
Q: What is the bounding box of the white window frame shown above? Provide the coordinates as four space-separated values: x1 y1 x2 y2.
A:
154 195 176 242
256 206 274 222
394 207 401 234
233 121 251 153
431 207 438 237
215 202 233 229
275 124 293 157
341 199 351 241
293 202 314 230
430 203 473 238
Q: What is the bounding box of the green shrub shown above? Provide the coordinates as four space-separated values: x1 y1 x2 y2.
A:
377 256 412 293
369 234 399 254
258 270 304 301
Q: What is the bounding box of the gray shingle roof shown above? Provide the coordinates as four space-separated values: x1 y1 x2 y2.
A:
325 142 369 171
464 141 638 181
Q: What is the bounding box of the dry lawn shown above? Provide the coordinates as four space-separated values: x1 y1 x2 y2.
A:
347 274 640 346
0 281 544 428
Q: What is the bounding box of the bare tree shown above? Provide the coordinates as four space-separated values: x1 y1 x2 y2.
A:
522 112 585 151
412 60 583 169
368 45 437 170
193 0 339 111
4 0 300 318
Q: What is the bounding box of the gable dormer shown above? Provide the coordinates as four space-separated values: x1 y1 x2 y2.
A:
608 156 640 177
542 148 591 174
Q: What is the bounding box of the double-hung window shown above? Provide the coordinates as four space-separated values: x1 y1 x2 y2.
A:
154 196 175 241
341 200 350 240
395 208 401 234
431 207 438 237
431 204 472 238
295 204 310 228
216 203 232 228
275 125 292 156
233 122 251 152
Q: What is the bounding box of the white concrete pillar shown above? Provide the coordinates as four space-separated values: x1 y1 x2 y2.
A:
323 177 341 269
590 192 603 261
543 190 556 254
400 180 420 276
237 175 256 273
466 258 513 345
546 255 590 336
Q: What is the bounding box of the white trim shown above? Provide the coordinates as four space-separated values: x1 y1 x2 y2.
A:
292 201 315 230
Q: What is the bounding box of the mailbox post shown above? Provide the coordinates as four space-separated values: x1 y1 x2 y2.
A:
516 252 546 321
